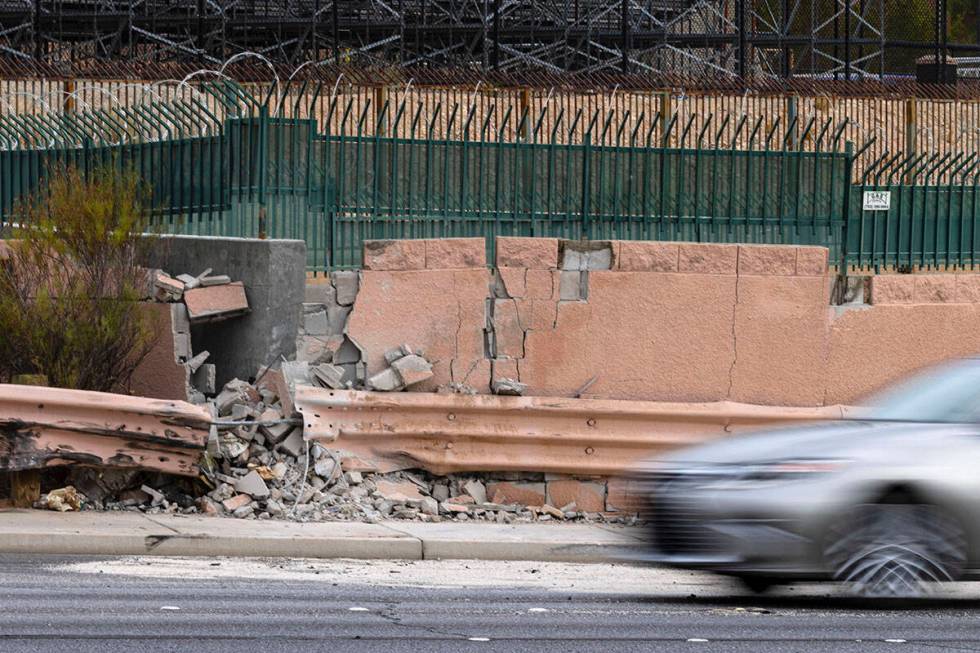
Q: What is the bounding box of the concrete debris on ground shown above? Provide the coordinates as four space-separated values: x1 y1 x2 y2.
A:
40 486 83 512
49 374 635 526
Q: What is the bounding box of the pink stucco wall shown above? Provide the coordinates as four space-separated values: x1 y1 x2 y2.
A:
346 237 980 407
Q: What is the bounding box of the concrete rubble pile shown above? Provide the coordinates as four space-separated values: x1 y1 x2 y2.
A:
151 267 250 402
54 370 634 525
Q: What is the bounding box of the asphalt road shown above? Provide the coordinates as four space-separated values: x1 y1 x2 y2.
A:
3 555 980 652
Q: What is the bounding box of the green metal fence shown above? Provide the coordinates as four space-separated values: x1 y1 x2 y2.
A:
10 83 962 272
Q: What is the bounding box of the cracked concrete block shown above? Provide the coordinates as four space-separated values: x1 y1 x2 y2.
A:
516 299 558 331
491 358 520 383
176 273 200 289
331 270 360 305
186 350 210 373
617 241 679 272
525 269 557 300
678 243 738 274
277 429 305 458
495 237 559 269
796 246 829 276
327 304 352 335
738 244 797 276
561 247 588 271
296 334 342 364
487 481 546 507
304 309 329 335
559 270 586 301
496 267 526 298
192 363 216 395
153 271 184 302
235 470 270 499
870 275 915 304
312 362 347 389
171 303 190 334
492 299 525 358
200 275 231 286
425 238 486 269
305 282 337 305
914 275 957 303
363 239 426 271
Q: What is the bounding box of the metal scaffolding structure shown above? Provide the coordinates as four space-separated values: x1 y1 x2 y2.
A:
0 0 974 81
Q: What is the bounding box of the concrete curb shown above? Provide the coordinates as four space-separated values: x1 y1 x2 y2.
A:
0 510 643 563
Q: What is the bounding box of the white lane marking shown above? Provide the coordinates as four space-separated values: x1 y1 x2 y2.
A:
160 606 181 611
527 608 549 613
348 606 370 612
884 639 907 644
687 638 709 642
468 637 491 642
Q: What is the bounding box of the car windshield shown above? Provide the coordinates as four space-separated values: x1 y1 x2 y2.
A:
869 360 980 423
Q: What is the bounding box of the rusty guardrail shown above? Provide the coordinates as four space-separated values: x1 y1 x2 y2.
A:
0 384 211 477
294 388 860 476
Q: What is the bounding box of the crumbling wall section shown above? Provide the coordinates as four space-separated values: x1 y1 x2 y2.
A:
324 237 980 407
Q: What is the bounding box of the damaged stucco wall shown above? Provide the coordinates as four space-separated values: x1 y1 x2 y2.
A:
322 236 980 407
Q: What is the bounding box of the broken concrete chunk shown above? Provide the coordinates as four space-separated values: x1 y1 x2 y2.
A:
384 346 406 365
184 282 250 323
200 275 231 287
186 350 210 374
376 479 424 503
420 496 439 516
154 271 184 302
215 378 261 416
463 479 487 504
235 470 270 499
368 367 403 392
281 360 314 397
492 378 527 396
331 270 360 306
312 363 347 389
277 429 305 458
390 354 434 388
141 484 166 507
258 408 292 443
305 282 337 305
314 458 337 479
192 363 216 395
222 493 251 512
176 273 200 290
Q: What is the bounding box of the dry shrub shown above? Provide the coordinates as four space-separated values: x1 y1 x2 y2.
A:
0 166 156 391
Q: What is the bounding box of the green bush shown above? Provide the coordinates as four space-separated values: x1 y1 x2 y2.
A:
0 166 156 392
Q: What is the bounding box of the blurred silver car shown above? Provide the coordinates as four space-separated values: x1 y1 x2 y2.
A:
636 358 980 597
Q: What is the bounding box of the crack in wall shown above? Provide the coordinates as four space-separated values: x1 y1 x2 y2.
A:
726 250 740 399
450 271 463 383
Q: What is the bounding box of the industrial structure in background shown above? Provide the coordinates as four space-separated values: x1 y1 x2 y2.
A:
0 1 978 82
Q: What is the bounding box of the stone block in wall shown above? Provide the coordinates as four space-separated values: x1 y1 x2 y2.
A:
525 270 557 300
617 241 679 272
870 275 915 304
914 275 957 303
495 237 559 269
516 299 557 331
546 479 606 513
363 239 426 271
331 270 360 305
129 303 187 401
305 280 337 305
729 275 830 407
560 242 614 271
955 275 980 302
677 243 738 274
605 477 643 513
796 247 829 276
491 358 520 384
520 271 736 401
425 238 486 269
492 298 525 358
487 481 546 507
738 244 797 276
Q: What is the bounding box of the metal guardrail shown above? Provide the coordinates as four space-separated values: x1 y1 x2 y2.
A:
294 387 857 476
0 384 210 476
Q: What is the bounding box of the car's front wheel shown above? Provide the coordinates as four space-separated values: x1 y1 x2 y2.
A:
824 502 966 598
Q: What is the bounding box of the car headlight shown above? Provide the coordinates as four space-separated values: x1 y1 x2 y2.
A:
707 458 851 489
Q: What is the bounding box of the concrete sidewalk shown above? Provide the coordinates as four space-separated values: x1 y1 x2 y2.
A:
0 510 645 563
